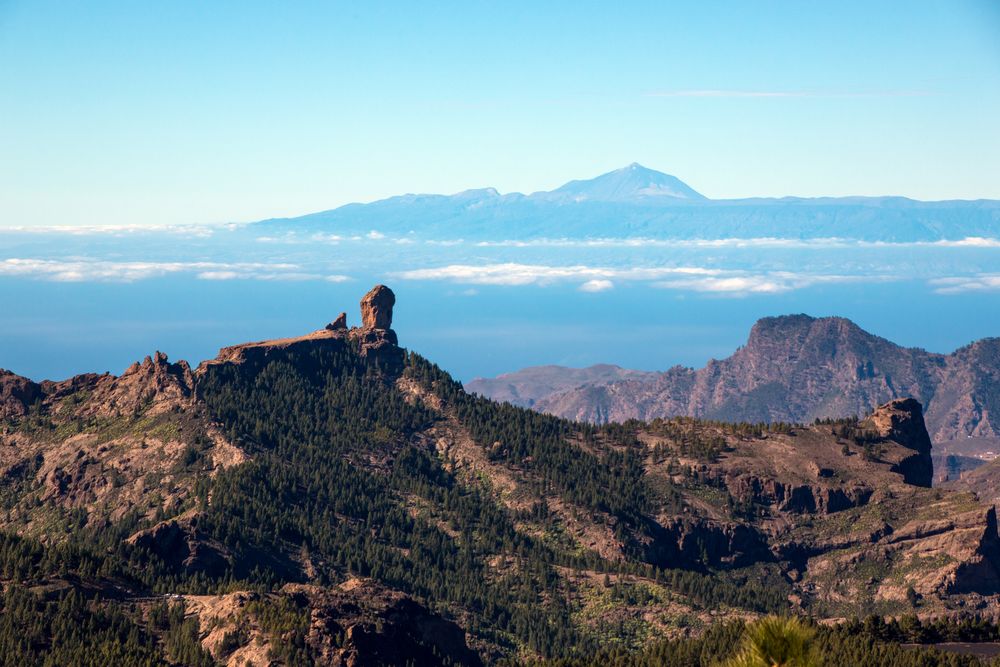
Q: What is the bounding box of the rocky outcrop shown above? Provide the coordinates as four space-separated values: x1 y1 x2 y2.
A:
864 398 933 487
725 473 874 515
644 517 772 569
296 579 482 667
186 581 482 667
127 515 232 577
360 285 394 330
0 369 42 420
865 398 933 450
352 285 402 368
110 352 195 415
946 506 1000 595
38 351 198 420
203 286 405 374
327 312 348 331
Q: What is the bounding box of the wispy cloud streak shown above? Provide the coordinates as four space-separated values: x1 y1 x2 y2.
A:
646 89 931 99
393 263 718 286
0 223 243 237
472 236 1000 249
392 262 875 295
930 274 1000 294
0 258 349 283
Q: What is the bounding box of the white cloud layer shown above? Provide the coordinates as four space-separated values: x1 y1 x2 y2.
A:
930 274 1000 294
653 272 868 294
0 224 239 237
472 236 1000 250
393 263 719 286
0 258 348 283
392 262 870 295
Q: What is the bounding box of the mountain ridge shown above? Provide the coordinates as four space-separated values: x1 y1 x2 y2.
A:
5 288 1000 662
466 314 1000 453
254 165 1000 242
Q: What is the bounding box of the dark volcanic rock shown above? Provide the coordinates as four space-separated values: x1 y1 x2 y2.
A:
360 285 395 330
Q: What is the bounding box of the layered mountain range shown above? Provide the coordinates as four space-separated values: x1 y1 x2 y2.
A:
467 315 1000 454
4 287 1000 663
257 163 1000 241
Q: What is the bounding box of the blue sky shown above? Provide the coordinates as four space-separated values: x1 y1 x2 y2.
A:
2 0 999 227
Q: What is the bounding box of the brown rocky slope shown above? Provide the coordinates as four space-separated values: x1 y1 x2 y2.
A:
5 290 1000 662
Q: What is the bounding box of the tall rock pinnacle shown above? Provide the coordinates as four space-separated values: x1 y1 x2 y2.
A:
361 285 395 330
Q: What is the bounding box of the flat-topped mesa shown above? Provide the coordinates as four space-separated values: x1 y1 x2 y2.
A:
361 285 395 330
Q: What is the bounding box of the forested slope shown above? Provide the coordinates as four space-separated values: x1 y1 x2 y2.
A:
2 286 1000 664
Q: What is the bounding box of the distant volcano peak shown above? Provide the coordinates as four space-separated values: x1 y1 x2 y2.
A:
542 163 706 202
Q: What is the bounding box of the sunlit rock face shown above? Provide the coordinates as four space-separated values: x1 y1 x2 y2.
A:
361 284 395 330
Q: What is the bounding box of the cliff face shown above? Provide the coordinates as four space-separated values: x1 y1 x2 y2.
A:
863 398 934 487
481 315 1000 447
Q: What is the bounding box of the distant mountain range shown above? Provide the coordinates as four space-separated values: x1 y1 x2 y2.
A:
466 314 1000 453
257 164 1000 241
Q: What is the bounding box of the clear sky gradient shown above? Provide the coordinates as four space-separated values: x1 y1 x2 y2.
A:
2 1 999 227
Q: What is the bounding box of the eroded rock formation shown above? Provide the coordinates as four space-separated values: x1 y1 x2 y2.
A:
353 285 401 366
327 312 348 331
0 370 42 420
360 285 394 330
864 398 934 487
